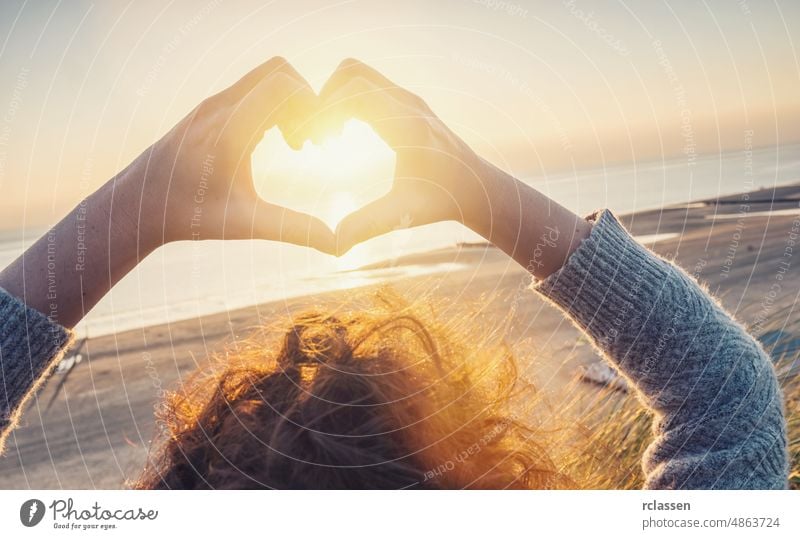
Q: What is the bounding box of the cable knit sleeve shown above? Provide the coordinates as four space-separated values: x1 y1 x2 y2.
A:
532 210 788 489
0 287 73 455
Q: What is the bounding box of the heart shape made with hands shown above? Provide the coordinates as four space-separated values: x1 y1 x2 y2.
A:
252 119 396 233
230 58 469 257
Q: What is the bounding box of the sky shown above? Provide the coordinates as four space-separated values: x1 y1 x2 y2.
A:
0 0 798 232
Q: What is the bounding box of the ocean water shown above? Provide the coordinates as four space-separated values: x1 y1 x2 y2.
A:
2 143 798 337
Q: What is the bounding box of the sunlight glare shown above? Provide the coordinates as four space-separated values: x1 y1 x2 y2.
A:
252 119 395 230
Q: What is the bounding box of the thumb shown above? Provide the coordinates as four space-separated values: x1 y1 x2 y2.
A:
254 200 336 255
334 193 413 256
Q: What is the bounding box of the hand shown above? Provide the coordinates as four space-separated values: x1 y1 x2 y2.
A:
318 59 592 277
133 57 334 253
0 57 337 328
316 59 491 255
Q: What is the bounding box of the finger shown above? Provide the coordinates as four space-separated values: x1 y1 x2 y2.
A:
255 200 336 255
320 58 415 105
229 70 317 151
334 193 412 255
217 56 296 104
263 62 319 149
317 75 415 149
312 59 426 145
320 58 400 97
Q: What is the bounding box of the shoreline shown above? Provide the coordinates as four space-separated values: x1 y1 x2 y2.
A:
1 181 799 488
74 181 800 339
340 182 800 271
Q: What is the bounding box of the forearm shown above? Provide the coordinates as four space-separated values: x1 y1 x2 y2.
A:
0 162 155 329
0 153 158 456
532 209 787 488
466 160 592 280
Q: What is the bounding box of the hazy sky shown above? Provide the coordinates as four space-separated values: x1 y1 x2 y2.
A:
1 0 798 231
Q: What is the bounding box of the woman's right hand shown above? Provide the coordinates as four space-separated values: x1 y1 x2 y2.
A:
319 59 592 278
317 59 494 255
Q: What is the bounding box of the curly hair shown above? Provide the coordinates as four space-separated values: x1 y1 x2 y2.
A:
134 293 566 489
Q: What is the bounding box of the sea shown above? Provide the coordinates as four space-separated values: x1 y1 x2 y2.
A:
2 142 798 338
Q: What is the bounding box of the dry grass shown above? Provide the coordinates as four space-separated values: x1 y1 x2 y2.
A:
547 313 800 489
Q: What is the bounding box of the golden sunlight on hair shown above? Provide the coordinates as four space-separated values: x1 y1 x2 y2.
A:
134 290 567 489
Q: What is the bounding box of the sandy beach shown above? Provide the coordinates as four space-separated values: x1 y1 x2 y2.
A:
1 183 798 489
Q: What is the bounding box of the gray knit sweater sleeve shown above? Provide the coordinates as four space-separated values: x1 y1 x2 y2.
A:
0 287 72 454
533 210 788 489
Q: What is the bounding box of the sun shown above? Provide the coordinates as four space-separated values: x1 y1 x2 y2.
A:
308 119 393 172
323 191 358 230
251 119 395 229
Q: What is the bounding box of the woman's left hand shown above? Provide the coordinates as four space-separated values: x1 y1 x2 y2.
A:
0 57 335 328
132 56 334 253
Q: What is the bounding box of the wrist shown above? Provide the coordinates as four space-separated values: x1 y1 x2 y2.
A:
461 158 516 238
112 149 169 253
92 166 160 263
461 158 592 279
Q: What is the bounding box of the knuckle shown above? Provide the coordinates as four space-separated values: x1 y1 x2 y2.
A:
406 91 428 111
338 58 362 72
195 96 219 115
266 56 289 71
260 71 294 95
346 76 371 94
267 70 291 85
